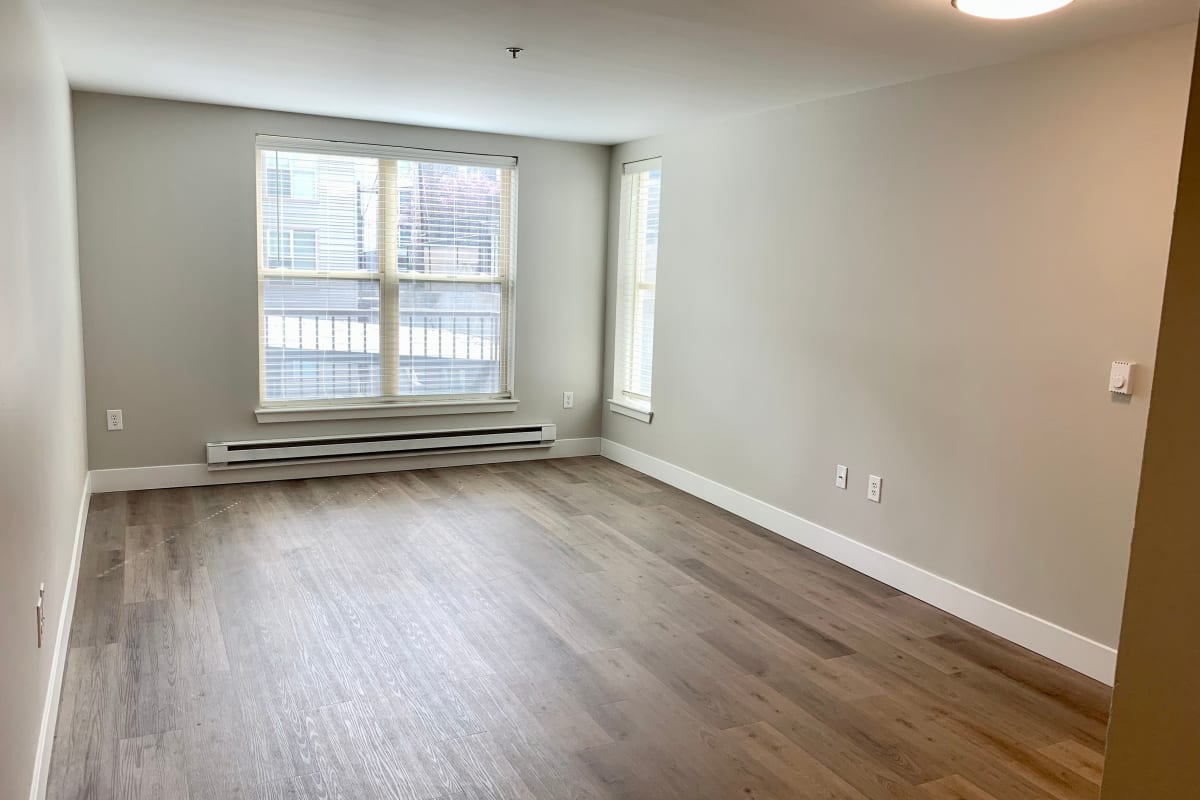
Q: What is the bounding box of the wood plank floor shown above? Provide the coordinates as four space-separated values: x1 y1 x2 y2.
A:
47 456 1111 800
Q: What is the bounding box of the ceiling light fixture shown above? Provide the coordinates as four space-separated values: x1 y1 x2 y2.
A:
951 0 1073 19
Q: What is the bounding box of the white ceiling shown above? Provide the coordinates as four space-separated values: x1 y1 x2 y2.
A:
41 0 1199 144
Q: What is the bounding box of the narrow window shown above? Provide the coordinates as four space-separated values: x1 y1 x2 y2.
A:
611 158 662 421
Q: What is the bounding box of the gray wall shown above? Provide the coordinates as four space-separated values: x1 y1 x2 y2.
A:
0 0 89 796
72 93 610 469
604 24 1196 648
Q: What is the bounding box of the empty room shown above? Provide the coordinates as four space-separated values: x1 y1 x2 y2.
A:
4 0 1200 798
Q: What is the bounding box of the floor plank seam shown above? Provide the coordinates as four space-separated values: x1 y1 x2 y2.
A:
95 500 242 579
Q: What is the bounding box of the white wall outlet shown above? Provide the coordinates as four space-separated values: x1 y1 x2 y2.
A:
867 475 883 503
1110 361 1135 396
836 465 848 490
106 409 124 431
36 583 45 648
563 391 574 409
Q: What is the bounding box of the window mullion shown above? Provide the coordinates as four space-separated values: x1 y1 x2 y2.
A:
396 273 501 284
257 269 381 281
378 159 399 398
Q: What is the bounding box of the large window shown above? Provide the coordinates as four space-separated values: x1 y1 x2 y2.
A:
256 136 517 406
610 158 661 421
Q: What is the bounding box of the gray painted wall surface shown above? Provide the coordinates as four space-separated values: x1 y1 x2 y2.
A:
72 93 610 469
0 0 89 796
603 24 1196 647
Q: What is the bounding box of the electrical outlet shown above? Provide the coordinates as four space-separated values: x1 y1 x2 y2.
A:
563 391 574 409
36 583 45 648
106 409 123 431
836 465 848 490
867 475 883 503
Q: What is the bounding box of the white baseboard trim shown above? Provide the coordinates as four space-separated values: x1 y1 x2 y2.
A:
600 439 1118 685
29 472 91 800
90 437 602 493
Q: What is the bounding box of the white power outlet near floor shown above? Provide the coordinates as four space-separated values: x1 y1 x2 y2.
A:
106 409 123 431
867 475 882 503
563 391 574 409
36 583 45 648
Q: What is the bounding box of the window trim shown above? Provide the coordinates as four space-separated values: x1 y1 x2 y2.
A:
257 135 517 168
254 398 520 423
255 135 519 412
607 398 653 424
610 157 661 422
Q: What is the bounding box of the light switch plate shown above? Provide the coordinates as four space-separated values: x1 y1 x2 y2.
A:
836 465 848 490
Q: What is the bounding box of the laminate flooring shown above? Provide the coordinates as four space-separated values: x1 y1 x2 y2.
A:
47 456 1111 799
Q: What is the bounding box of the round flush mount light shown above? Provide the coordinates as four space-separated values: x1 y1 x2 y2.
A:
951 0 1074 19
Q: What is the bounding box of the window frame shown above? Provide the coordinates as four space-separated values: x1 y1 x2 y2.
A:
609 157 662 423
255 135 519 413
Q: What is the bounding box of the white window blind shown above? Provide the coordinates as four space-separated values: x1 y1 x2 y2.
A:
256 135 517 406
614 158 662 408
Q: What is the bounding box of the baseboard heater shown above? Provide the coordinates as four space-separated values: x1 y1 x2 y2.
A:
206 423 556 470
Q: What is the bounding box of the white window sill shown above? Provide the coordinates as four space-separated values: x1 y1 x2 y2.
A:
607 399 653 424
255 399 519 424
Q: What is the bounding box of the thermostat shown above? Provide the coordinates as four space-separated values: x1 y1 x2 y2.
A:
1110 361 1135 396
